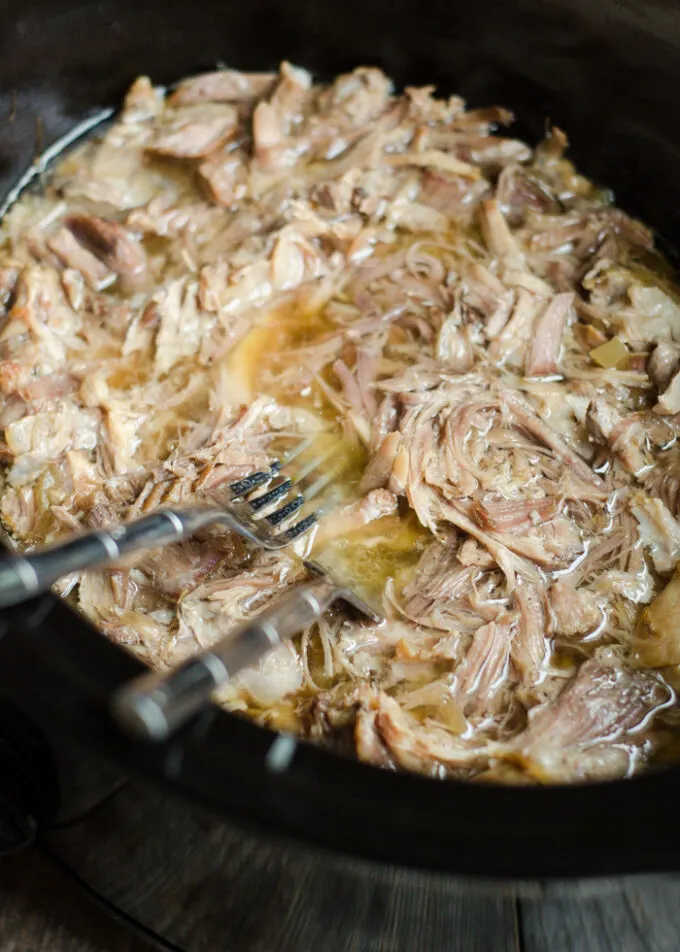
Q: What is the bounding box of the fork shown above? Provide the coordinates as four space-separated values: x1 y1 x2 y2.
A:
0 445 330 610
112 560 381 741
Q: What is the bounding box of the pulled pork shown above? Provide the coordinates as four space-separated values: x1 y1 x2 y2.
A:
2 63 680 784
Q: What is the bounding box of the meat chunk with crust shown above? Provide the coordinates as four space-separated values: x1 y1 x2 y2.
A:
66 216 147 282
47 227 115 291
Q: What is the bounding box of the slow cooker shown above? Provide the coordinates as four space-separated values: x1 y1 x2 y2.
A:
1 0 680 948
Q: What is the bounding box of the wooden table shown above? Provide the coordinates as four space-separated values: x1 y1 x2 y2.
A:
0 849 152 952
2 846 680 951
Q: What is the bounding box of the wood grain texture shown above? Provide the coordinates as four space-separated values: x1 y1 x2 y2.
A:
4 840 680 951
520 879 680 952
0 848 152 952
45 778 521 952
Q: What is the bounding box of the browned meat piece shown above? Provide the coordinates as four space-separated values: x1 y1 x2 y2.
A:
169 70 276 106
534 125 569 165
514 656 671 782
648 340 680 393
548 579 601 636
67 216 147 282
454 615 516 717
47 227 115 290
524 292 574 376
0 360 32 397
471 496 558 533
149 104 239 159
314 67 392 131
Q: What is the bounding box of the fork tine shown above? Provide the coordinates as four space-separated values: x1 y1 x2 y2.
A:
283 511 319 541
229 461 281 499
249 478 293 513
267 494 303 526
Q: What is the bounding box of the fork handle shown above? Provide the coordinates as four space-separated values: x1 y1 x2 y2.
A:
0 507 227 609
111 575 340 741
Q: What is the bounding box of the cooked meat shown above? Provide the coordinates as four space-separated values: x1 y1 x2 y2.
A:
655 368 680 415
512 584 548 686
313 489 398 549
633 566 680 667
169 70 276 106
1 62 679 787
147 104 239 158
548 578 602 637
454 615 516 717
46 228 116 290
648 340 680 393
524 292 573 376
66 216 147 282
513 655 672 782
631 494 680 572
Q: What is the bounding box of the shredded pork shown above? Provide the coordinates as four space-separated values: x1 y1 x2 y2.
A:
2 63 680 785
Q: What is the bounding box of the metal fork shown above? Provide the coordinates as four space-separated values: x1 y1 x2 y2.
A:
0 445 331 610
112 561 381 741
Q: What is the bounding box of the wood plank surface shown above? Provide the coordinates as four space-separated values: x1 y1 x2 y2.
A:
3 841 680 951
0 848 152 952
520 879 680 952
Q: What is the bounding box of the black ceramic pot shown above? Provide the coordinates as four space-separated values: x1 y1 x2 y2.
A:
0 1 680 948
